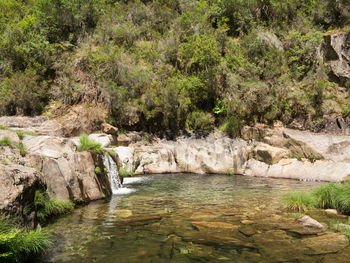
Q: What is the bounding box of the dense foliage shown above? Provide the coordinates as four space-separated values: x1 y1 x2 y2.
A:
1 0 350 135
0 217 52 262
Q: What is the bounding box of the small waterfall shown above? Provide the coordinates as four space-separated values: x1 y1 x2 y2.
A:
102 154 122 194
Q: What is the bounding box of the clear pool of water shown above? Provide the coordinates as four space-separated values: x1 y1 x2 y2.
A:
41 174 350 263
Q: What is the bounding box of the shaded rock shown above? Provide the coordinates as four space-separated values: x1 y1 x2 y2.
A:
0 164 45 217
42 151 110 202
101 123 118 135
322 33 350 85
296 216 325 230
253 143 288 165
301 233 349 255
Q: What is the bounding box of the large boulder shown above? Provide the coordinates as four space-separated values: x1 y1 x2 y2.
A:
0 164 45 217
23 136 76 159
253 143 288 165
42 151 110 202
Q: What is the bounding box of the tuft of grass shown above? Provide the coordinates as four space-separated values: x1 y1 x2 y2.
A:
284 181 350 215
0 137 13 147
34 191 74 222
15 131 24 140
0 216 53 262
77 133 103 153
283 191 315 212
119 167 128 178
16 143 28 157
313 183 340 209
0 125 7 130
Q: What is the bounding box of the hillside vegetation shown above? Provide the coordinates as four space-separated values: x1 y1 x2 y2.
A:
0 0 350 135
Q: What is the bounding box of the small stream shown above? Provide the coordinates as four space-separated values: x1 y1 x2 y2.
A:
41 174 350 263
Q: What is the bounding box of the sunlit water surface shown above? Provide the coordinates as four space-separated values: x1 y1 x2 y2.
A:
41 174 350 263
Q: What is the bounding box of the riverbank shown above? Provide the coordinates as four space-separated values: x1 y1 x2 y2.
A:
1 116 350 222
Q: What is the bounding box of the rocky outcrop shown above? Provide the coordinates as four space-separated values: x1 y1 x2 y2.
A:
0 116 63 136
322 32 350 86
0 164 45 217
109 125 350 182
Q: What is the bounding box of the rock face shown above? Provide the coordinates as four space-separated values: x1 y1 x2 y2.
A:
0 164 45 217
322 32 350 85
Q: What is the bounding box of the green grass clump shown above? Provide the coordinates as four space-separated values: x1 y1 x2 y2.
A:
77 134 103 153
119 167 128 178
15 131 24 140
0 125 7 130
34 191 74 222
0 216 53 262
313 183 340 209
284 182 350 215
283 191 315 212
16 143 28 157
0 137 13 147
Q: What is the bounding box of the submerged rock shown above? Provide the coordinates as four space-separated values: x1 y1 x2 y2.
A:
191 221 238 231
301 233 349 255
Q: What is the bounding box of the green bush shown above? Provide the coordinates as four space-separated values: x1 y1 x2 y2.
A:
0 216 52 262
186 111 213 132
34 191 74 222
77 134 103 153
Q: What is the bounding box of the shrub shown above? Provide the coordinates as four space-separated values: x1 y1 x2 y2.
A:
34 191 74 222
77 134 103 153
186 111 213 132
283 191 315 212
0 137 13 147
0 216 52 262
223 116 241 138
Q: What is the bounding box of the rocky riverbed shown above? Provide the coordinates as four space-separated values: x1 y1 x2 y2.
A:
2 116 350 220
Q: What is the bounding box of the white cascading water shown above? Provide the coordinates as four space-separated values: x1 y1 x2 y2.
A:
102 154 122 194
